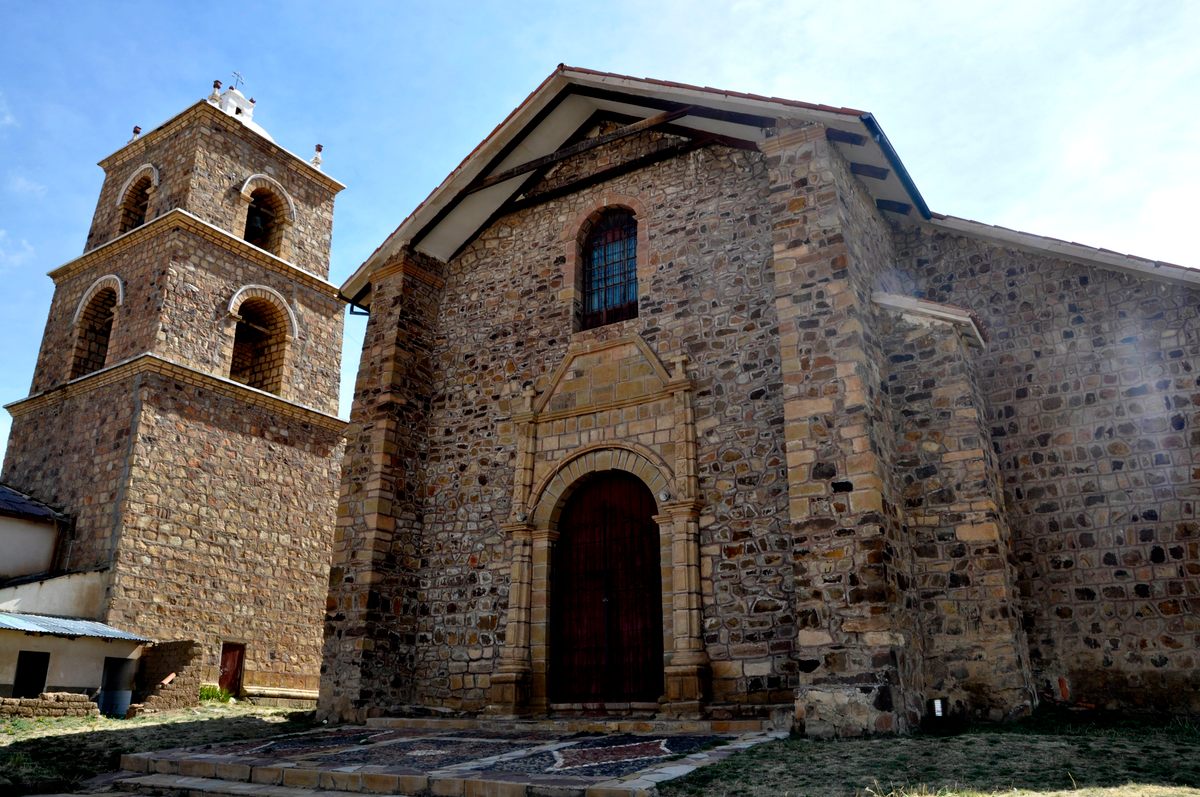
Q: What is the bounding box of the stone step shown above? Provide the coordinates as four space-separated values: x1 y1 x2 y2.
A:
363 715 772 735
118 774 358 797
117 770 656 797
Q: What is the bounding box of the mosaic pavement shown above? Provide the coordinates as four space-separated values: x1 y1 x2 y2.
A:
120 720 787 795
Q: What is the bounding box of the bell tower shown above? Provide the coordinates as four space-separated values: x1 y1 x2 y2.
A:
1 80 346 702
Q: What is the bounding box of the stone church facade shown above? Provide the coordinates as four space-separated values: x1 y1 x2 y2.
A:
1 83 345 702
322 67 1199 735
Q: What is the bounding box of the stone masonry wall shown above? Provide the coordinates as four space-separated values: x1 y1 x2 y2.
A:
322 128 793 718
187 115 337 277
896 228 1200 713
764 123 916 736
87 103 338 279
322 250 444 720
880 312 1033 719
29 227 342 413
2 380 138 572
415 131 788 713
107 373 343 693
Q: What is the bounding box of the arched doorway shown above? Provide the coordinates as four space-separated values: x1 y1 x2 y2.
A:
549 470 664 704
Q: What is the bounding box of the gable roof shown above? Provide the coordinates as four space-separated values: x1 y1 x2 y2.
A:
342 65 1198 306
340 65 928 304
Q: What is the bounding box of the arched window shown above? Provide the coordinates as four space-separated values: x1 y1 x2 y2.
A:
71 286 118 378
243 188 285 255
229 297 288 394
580 209 638 330
118 175 153 234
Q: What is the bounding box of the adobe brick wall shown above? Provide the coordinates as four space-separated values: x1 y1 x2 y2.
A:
133 640 203 712
895 228 1200 713
0 692 100 718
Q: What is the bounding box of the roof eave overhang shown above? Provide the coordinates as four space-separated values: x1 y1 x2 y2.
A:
928 214 1199 287
98 101 345 194
338 67 934 306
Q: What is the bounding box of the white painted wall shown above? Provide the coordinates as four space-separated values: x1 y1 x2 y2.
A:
0 630 141 695
0 570 107 618
0 516 57 579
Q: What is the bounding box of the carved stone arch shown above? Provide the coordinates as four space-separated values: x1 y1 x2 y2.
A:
227 284 298 338
529 442 674 529
72 274 124 326
238 174 297 221
114 163 160 207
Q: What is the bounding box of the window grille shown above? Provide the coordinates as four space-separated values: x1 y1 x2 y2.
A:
581 210 638 330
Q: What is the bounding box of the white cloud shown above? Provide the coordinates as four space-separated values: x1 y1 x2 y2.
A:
0 93 14 127
7 175 46 198
0 230 35 272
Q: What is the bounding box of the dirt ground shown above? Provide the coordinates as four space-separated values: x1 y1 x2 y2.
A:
0 702 315 793
660 712 1200 797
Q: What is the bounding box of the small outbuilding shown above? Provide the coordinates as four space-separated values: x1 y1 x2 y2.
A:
0 611 148 717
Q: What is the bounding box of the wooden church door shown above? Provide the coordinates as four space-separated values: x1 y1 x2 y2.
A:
549 470 664 704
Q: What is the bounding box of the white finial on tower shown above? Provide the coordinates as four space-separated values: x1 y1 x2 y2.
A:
127 125 142 144
311 144 323 170
208 79 222 104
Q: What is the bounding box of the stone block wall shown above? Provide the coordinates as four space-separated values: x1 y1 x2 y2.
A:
763 123 916 736
187 112 337 277
896 227 1200 713
2 380 138 572
107 373 343 693
321 129 793 720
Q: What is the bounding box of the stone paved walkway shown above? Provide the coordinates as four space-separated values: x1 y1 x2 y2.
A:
117 719 786 796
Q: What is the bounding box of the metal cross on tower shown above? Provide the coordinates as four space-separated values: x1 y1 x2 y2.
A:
231 71 245 90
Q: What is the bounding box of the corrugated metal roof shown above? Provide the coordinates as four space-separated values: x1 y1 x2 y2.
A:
0 484 61 523
0 612 150 643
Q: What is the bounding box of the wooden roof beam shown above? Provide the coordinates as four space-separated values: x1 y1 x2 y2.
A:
465 106 696 195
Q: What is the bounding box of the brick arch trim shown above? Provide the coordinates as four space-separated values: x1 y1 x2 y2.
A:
114 164 160 209
529 443 674 528
72 274 124 325
238 174 297 222
227 284 298 338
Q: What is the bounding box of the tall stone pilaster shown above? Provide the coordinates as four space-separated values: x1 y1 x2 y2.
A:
763 124 910 736
320 247 444 721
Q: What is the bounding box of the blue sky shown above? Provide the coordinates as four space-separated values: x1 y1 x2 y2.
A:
1 0 1197 460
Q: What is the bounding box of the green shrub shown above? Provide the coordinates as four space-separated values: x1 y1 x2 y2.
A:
199 684 233 703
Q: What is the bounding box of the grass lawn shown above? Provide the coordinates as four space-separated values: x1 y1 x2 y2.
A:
661 711 1200 797
0 702 316 794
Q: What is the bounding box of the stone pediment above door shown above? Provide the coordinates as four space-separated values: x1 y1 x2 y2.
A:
509 334 699 523
533 334 679 418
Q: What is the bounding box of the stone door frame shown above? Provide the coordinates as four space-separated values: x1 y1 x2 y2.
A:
490 444 708 716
